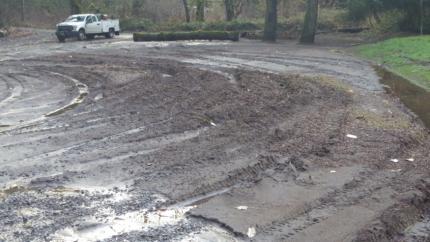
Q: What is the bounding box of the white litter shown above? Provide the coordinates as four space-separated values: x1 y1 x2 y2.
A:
407 158 415 162
236 206 248 210
346 134 358 139
210 122 217 127
94 93 104 101
390 159 399 163
390 169 402 173
247 227 256 238
330 170 337 173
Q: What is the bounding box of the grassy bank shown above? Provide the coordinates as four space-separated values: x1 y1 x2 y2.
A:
356 35 430 90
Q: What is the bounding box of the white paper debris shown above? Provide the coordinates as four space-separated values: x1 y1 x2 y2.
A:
390 169 402 172
330 170 337 173
407 158 415 162
210 122 217 127
94 94 104 101
346 134 358 139
247 227 256 238
390 159 399 163
236 206 248 210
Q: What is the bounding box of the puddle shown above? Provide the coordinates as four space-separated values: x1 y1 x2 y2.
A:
404 216 430 241
51 206 195 242
375 66 430 129
49 186 233 242
178 225 239 242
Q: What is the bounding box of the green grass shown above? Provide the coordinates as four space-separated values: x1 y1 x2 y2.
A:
356 35 430 90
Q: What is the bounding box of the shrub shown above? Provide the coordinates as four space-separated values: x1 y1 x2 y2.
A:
286 8 348 32
162 20 260 32
346 0 374 21
121 18 155 31
371 10 405 35
203 20 260 31
163 22 204 32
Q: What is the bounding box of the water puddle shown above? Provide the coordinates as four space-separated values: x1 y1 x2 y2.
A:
49 186 233 242
404 216 430 241
375 66 430 129
51 206 195 242
178 225 239 242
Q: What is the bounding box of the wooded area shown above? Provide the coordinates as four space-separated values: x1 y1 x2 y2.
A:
0 0 429 43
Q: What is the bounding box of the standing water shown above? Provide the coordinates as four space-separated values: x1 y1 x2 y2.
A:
375 66 430 129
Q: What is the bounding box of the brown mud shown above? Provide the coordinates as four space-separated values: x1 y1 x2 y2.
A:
0 30 429 241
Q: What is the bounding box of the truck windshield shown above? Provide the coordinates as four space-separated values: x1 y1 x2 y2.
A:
65 16 86 22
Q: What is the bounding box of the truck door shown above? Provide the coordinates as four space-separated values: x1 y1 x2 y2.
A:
85 15 101 34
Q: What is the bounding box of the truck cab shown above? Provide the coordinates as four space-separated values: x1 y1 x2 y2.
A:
56 14 120 42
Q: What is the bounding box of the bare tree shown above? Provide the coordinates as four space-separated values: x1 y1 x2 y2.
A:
420 0 424 35
300 0 318 44
224 0 244 21
132 0 144 17
182 0 191 22
263 0 277 42
224 0 235 21
21 0 25 22
196 0 205 22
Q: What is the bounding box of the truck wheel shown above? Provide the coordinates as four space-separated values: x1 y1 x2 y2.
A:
57 36 66 43
77 29 86 41
105 29 114 39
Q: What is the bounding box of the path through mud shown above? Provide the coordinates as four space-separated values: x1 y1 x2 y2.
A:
0 30 429 242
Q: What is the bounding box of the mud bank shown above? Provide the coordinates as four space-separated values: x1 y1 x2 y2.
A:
375 66 430 129
0 31 429 241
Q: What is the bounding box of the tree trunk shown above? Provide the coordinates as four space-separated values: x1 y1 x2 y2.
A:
300 0 318 44
196 0 205 22
224 0 235 21
420 0 424 35
21 0 25 23
263 0 278 42
182 0 191 22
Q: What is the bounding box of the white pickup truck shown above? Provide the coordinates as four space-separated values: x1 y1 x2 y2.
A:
56 14 120 42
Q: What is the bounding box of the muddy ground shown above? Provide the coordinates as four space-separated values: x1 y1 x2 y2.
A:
0 29 429 242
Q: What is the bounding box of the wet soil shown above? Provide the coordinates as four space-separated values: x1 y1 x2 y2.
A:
0 30 429 241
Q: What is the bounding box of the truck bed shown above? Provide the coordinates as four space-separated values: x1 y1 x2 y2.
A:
101 19 120 33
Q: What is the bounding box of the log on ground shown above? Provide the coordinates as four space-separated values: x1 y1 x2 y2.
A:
133 31 240 42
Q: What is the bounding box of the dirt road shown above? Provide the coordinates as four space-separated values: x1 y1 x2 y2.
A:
0 29 429 242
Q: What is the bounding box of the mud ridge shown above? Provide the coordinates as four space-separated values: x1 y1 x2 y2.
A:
174 155 279 203
353 178 430 242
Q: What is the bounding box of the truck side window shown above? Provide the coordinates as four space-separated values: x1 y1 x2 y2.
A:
86 16 92 24
92 16 97 22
